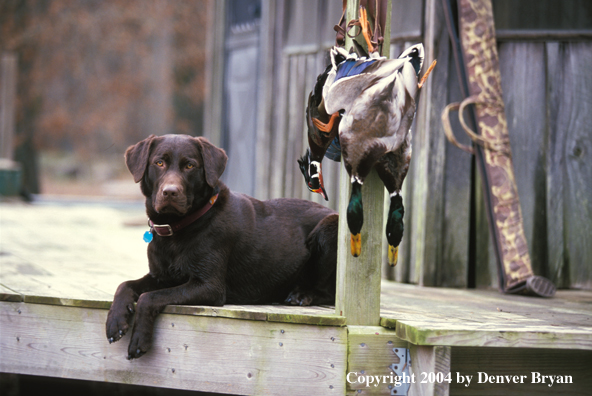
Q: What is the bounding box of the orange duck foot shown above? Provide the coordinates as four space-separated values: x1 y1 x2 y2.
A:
312 112 340 133
359 6 375 54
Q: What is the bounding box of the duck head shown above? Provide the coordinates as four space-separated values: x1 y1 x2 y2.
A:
398 43 424 78
385 194 405 266
346 178 364 257
297 149 328 201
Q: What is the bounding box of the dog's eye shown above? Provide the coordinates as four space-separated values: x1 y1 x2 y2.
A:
155 160 164 167
185 163 194 169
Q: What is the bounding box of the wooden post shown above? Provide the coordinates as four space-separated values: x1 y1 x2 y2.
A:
335 0 391 326
1 53 17 161
203 0 226 148
409 345 451 396
407 0 446 286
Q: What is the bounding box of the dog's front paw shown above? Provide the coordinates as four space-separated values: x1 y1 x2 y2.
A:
106 303 135 344
285 288 314 306
126 325 153 360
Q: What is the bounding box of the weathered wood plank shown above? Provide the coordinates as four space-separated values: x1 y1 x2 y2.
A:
347 326 408 395
545 42 592 290
408 0 450 286
285 54 307 199
498 42 548 277
270 52 291 199
396 322 592 351
0 302 347 396
450 347 592 395
380 282 592 350
254 0 277 201
202 0 226 148
544 41 567 289
474 165 498 289
13 297 342 327
0 204 148 301
556 42 592 290
408 345 451 396
0 284 22 302
440 37 472 288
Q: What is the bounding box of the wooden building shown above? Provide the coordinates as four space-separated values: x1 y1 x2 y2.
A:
204 0 592 291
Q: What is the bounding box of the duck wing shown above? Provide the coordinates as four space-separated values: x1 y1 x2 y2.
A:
324 58 408 115
306 92 339 154
324 136 342 162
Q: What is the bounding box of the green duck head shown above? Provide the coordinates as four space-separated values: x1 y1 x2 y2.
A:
386 194 405 266
346 180 363 257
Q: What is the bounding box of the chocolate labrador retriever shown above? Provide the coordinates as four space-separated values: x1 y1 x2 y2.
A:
106 134 337 359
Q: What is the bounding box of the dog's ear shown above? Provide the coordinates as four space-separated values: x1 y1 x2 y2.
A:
125 135 157 183
194 137 228 188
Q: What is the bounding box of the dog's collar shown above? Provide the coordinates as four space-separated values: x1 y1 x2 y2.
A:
148 193 219 237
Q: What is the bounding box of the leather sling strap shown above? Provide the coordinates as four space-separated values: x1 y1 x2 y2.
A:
334 0 388 54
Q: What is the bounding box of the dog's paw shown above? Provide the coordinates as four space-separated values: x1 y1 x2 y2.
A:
284 289 314 306
126 326 153 360
106 303 135 344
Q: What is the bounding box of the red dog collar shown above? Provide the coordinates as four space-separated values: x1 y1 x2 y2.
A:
149 193 219 237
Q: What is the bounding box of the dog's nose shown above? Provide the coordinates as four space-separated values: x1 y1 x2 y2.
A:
162 185 180 198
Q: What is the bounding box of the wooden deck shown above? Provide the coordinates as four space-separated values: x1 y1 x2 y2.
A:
1 201 591 395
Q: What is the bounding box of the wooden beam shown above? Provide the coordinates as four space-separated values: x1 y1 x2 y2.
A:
496 29 592 41
0 301 347 395
408 345 451 396
335 0 391 327
347 326 408 395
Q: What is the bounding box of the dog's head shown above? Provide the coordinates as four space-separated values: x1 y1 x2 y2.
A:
125 134 228 217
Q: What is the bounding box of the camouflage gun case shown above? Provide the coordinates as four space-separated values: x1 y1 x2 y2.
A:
441 0 556 297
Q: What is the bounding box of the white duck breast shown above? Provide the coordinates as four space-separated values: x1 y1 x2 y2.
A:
323 45 422 162
323 57 408 116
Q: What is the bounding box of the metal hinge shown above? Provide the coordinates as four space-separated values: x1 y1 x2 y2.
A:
390 348 411 395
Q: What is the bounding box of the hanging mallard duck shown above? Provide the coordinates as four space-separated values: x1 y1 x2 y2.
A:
299 7 436 266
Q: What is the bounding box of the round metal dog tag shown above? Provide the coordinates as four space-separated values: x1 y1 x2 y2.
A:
143 230 153 243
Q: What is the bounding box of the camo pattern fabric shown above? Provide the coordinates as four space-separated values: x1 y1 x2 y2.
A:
459 0 534 291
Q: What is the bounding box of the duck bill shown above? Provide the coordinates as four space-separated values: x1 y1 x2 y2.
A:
312 185 329 201
350 233 362 257
388 245 399 267
310 165 328 201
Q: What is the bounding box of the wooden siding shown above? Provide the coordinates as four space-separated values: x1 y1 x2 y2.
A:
476 41 592 290
387 1 592 289
206 0 592 289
